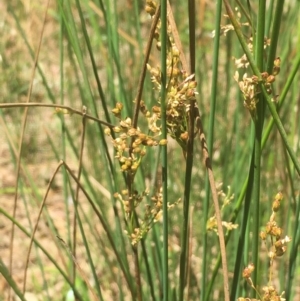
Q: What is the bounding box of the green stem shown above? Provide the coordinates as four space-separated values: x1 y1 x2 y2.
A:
251 0 266 291
160 1 169 301
179 1 196 300
202 2 223 301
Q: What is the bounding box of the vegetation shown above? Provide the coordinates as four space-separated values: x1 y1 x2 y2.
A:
0 0 299 300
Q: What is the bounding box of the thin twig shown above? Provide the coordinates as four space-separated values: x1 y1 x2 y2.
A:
57 235 99 301
132 5 161 129
0 102 115 128
72 107 87 300
23 162 64 293
196 116 230 301
167 1 188 71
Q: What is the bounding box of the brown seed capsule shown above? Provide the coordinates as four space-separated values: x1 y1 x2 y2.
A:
185 88 195 99
113 126 121 133
275 246 286 257
121 189 128 195
125 159 132 167
119 133 127 140
172 67 180 76
112 107 121 116
152 106 161 113
146 139 154 146
119 156 126 163
133 147 141 153
127 128 137 136
121 164 128 171
145 5 156 15
265 221 273 234
260 231 267 240
180 132 189 141
188 81 197 89
125 117 132 126
261 72 269 80
104 127 111 136
242 263 254 278
134 138 142 145
274 239 283 248
271 227 282 238
272 199 280 212
172 45 180 57
274 57 281 68
159 139 168 145
251 75 259 83
266 75 275 84
138 133 147 140
116 102 123 110
132 162 139 170
274 192 283 202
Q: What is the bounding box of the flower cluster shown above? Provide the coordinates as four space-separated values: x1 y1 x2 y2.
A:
234 57 281 113
105 73 173 246
114 189 148 215
260 192 291 262
105 102 166 177
213 6 250 38
117 187 180 245
239 192 290 301
234 72 261 112
233 37 270 69
104 0 186 246
144 0 198 151
127 189 164 246
261 286 286 301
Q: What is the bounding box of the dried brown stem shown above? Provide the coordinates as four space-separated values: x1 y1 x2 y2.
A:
0 103 115 128
132 5 161 129
72 108 87 300
196 116 230 301
23 162 64 294
9 1 51 299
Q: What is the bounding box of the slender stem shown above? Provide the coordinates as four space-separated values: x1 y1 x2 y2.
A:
133 245 142 301
196 116 230 301
160 1 169 301
262 87 300 176
266 0 285 75
202 2 231 301
251 0 266 291
179 1 196 300
132 5 161 129
230 143 255 301
72 112 87 299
